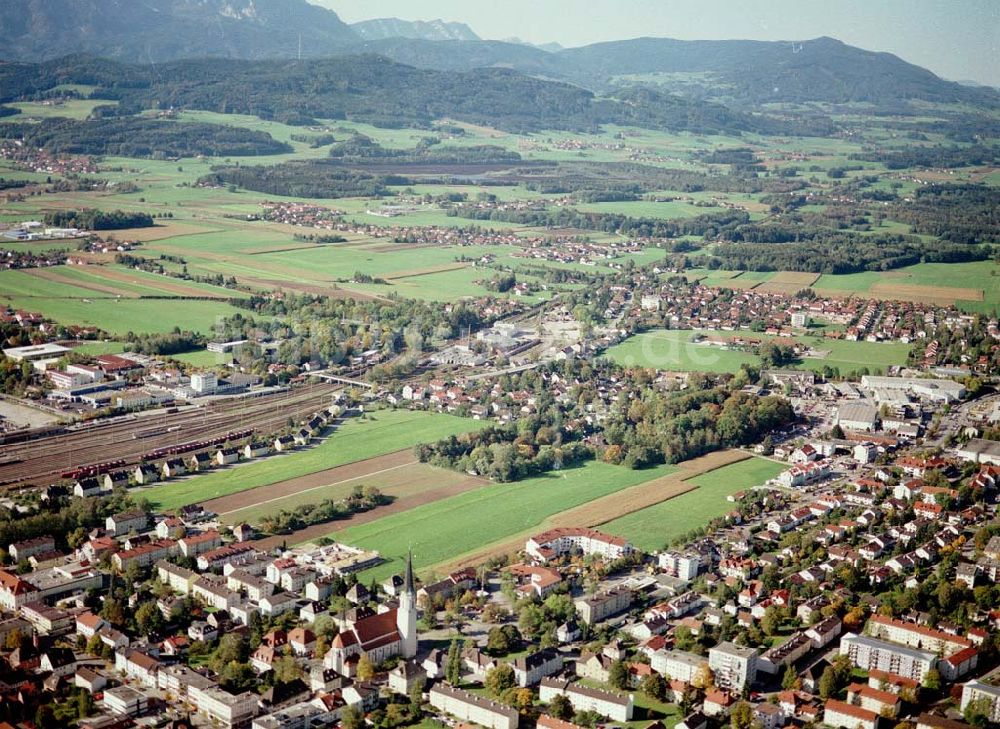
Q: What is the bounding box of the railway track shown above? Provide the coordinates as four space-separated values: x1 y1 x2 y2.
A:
0 383 340 489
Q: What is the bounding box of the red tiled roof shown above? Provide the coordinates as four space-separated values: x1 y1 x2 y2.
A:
825 700 878 723
528 527 629 548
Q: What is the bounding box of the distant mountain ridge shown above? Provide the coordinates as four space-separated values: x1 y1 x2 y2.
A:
355 35 999 107
0 2 994 108
0 0 357 62
351 18 479 42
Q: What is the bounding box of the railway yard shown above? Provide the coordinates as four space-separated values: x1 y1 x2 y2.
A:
0 382 341 488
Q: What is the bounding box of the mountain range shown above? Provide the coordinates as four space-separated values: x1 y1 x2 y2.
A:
0 0 995 108
351 17 479 42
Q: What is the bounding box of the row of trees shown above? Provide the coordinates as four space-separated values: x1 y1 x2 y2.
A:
449 204 750 241
44 208 153 231
415 425 593 483
200 160 397 199
257 485 389 535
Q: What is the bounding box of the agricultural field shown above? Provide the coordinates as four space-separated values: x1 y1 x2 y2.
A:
313 460 681 582
214 456 483 525
1 98 117 120
814 260 1000 312
601 456 786 551
605 328 911 375
0 268 249 336
143 410 488 511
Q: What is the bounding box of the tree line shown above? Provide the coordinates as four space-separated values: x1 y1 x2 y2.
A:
0 117 291 158
44 209 153 230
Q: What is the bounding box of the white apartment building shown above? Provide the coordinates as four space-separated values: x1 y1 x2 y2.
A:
960 680 1000 724
657 551 701 581
651 649 707 684
839 633 935 682
189 684 258 729
539 678 634 723
526 527 633 563
429 684 519 729
708 642 759 692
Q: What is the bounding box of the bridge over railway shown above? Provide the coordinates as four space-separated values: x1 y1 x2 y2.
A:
310 371 374 389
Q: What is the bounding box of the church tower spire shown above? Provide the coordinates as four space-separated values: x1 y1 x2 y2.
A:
397 549 418 659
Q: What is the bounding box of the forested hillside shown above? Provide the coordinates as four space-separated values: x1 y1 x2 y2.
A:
0 56 828 136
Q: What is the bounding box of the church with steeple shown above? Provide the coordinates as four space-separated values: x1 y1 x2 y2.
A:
324 551 418 675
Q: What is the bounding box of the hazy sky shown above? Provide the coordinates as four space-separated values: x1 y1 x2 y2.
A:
316 0 1000 86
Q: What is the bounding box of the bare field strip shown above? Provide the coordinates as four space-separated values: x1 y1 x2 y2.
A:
84 266 233 298
105 222 216 241
756 281 812 295
244 244 322 255
27 267 139 297
383 262 471 280
767 271 820 285
248 472 490 552
713 278 763 290
199 449 418 515
868 282 983 304
433 449 750 573
374 242 452 253
219 460 484 523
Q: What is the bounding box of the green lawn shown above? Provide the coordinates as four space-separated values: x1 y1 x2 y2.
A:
602 457 785 551
315 460 679 582
167 349 229 367
604 329 910 375
604 330 761 374
144 410 488 511
67 340 127 355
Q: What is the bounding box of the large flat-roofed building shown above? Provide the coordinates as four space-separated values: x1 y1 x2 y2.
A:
2 343 70 362
839 633 935 682
836 401 879 432
651 649 708 684
430 684 519 729
860 375 965 403
103 685 150 717
189 684 258 729
955 438 1000 466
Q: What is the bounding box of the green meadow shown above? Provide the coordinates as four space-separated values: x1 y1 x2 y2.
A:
605 328 910 374
316 460 679 581
602 457 785 551
144 410 488 511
